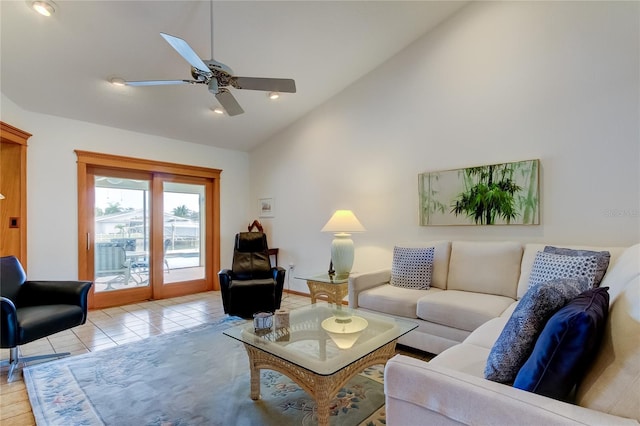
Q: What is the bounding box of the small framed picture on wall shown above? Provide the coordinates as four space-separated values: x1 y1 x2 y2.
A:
259 197 275 218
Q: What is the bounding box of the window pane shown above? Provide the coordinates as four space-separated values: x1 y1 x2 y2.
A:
94 176 150 292
163 182 205 283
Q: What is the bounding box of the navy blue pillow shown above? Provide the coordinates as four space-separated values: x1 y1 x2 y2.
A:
513 287 610 400
484 277 588 384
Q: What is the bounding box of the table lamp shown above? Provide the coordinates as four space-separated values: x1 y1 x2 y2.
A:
321 210 365 278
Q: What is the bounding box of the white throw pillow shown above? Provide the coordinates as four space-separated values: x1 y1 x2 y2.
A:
390 246 434 290
543 246 610 288
528 251 598 289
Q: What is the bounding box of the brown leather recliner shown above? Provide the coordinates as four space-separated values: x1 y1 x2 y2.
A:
218 232 285 318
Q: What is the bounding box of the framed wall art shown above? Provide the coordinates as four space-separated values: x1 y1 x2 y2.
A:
419 159 540 226
258 197 275 218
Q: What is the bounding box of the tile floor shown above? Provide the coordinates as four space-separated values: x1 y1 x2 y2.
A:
0 291 432 425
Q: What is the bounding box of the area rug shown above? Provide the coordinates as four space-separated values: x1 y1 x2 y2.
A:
24 318 386 425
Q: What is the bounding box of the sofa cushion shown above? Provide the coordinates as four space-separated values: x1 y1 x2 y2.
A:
463 316 510 350
417 290 515 332
358 284 443 318
430 343 491 378
544 246 611 288
576 247 640 421
485 277 589 384
513 287 610 400
528 251 598 289
398 320 471 355
447 241 522 299
390 246 434 289
499 301 519 318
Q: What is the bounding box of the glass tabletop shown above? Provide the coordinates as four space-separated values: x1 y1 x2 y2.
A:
223 303 417 375
294 273 350 284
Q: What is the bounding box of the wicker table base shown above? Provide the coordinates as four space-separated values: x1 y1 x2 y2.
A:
242 340 397 426
306 279 349 304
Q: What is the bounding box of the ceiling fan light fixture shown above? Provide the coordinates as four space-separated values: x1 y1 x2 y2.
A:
110 77 126 87
31 0 56 16
268 92 280 100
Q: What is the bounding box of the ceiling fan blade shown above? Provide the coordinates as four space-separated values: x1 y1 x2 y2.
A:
215 89 244 116
231 77 296 93
160 33 211 75
125 80 196 86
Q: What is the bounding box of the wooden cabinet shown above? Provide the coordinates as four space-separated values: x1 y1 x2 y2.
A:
0 122 30 269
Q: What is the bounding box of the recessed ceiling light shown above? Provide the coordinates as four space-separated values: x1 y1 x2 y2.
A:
31 0 56 17
268 92 280 100
211 107 225 115
110 77 126 87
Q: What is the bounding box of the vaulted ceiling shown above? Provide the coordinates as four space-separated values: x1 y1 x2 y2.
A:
1 1 466 151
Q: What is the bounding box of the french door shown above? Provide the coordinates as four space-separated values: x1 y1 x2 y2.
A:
77 151 221 309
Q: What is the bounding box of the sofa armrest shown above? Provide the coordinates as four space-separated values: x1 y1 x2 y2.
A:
348 269 390 308
385 355 639 426
218 269 233 313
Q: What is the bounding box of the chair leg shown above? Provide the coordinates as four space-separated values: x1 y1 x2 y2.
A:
1 347 70 382
0 347 20 383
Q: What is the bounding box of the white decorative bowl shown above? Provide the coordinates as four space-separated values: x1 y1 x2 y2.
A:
321 315 368 349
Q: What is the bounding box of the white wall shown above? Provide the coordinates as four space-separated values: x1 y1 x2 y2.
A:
1 94 250 280
249 1 640 293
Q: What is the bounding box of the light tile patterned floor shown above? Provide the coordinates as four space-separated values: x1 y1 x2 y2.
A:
0 291 431 425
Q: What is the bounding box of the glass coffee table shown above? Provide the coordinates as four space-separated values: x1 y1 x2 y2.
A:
223 303 417 426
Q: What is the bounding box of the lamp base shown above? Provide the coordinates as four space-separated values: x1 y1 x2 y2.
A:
331 233 354 277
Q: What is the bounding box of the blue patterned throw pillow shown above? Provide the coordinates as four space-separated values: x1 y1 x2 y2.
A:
390 246 435 290
528 251 598 289
485 276 589 384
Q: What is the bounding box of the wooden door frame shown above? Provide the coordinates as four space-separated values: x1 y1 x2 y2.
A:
85 167 154 308
76 150 222 309
152 174 215 300
0 122 31 270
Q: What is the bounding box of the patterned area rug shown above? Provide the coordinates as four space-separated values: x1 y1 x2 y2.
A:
24 319 386 425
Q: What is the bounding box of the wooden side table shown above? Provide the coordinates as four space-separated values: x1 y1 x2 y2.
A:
296 274 349 304
267 248 279 267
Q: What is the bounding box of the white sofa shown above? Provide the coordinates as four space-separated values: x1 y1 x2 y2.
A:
349 241 640 425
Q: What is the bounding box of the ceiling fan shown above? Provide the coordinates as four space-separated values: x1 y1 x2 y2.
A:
122 2 296 116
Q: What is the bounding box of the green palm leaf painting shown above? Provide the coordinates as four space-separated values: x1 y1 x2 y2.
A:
419 159 539 226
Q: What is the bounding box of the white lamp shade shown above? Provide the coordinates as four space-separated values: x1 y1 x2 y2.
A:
321 210 366 233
